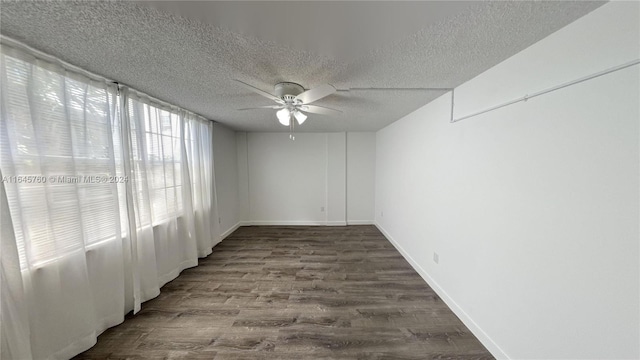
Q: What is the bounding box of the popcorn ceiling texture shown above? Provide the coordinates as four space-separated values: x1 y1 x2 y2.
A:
0 1 603 132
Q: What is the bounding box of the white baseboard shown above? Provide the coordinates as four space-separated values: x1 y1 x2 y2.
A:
326 221 347 226
346 220 375 225
239 220 346 226
220 222 241 240
238 220 374 226
374 222 509 360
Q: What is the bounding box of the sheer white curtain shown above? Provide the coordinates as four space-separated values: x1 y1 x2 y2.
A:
0 44 123 359
185 112 219 257
1 42 218 359
119 90 216 304
1 166 32 360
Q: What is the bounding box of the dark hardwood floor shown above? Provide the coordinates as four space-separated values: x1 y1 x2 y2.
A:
75 225 493 359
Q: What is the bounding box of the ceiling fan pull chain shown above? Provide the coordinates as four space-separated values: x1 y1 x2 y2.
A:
291 114 296 140
289 114 295 140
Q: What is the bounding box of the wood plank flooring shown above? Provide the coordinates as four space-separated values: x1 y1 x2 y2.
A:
74 225 493 359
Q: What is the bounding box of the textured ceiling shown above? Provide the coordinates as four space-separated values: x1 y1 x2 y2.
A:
0 1 604 132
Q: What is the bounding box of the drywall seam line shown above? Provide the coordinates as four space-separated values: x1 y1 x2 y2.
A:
451 58 640 123
245 133 251 222
344 132 348 225
337 88 453 92
325 134 329 225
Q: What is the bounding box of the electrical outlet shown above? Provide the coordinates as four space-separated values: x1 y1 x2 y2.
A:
433 252 439 264
320 206 325 212
380 211 384 217
218 217 221 224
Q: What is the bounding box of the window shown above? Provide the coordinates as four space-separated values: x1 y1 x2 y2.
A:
1 48 119 268
1 41 217 360
185 116 213 212
127 99 183 225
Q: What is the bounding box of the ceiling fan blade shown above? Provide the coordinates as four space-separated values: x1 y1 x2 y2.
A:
237 105 283 110
295 84 336 104
300 104 342 116
234 79 281 102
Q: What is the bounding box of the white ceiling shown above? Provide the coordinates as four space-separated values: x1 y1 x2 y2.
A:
0 1 604 132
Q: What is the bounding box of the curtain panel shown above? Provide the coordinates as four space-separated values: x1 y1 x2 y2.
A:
0 43 218 359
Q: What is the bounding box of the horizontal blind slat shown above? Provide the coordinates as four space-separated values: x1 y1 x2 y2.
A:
1 50 119 268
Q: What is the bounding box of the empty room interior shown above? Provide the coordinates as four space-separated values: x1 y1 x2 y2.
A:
1 1 638 359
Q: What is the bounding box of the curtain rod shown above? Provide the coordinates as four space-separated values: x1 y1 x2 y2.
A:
0 35 216 123
451 59 640 123
1 35 116 84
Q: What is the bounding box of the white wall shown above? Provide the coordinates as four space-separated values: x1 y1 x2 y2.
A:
213 123 240 237
347 132 376 223
240 131 375 225
375 3 639 359
247 132 328 224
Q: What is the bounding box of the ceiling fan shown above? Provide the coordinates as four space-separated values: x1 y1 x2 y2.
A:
235 80 342 126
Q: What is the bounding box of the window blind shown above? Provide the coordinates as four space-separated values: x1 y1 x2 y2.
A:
1 48 119 268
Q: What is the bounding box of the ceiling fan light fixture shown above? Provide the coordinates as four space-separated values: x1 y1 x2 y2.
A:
294 110 307 124
234 80 341 129
276 108 291 126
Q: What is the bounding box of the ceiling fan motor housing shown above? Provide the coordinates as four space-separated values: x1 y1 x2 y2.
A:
275 82 304 99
